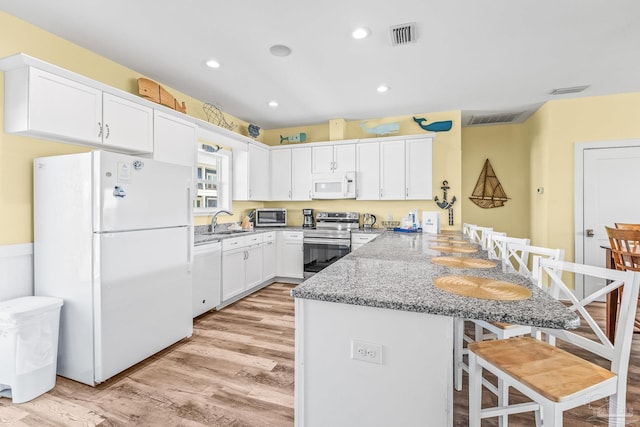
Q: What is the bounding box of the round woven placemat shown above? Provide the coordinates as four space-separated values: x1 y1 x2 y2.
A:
429 238 457 243
447 239 470 245
431 256 497 269
429 237 469 245
434 275 532 301
430 233 462 238
430 245 478 254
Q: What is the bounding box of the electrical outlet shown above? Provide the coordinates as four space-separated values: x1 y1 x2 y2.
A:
351 339 383 364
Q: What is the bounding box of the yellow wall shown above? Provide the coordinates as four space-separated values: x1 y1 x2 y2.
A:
461 92 640 262
527 93 640 261
461 124 530 238
0 12 253 243
263 111 463 230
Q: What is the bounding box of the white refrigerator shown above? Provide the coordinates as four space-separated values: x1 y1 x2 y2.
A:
33 151 193 386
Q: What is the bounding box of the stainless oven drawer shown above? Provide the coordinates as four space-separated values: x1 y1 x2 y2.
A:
303 237 351 247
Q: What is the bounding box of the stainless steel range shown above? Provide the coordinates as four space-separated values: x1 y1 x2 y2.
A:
303 211 359 278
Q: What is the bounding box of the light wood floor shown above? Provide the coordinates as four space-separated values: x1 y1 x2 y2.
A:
1 282 638 426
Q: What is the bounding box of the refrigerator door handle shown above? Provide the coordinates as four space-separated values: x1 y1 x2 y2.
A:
187 187 193 265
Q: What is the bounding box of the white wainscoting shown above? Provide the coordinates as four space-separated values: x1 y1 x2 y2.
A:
0 243 34 302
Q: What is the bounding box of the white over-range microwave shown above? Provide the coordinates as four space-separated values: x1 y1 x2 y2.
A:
311 171 357 199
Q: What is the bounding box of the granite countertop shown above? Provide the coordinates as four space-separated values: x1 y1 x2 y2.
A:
352 228 387 235
291 232 580 330
194 225 304 245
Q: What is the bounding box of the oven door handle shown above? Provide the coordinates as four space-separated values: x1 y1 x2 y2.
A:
304 237 351 247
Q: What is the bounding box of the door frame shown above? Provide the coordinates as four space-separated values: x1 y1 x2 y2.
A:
574 138 640 297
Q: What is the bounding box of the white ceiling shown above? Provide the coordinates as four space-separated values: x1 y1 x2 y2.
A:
2 0 640 130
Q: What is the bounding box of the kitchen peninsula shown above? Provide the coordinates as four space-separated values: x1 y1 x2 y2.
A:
291 232 579 427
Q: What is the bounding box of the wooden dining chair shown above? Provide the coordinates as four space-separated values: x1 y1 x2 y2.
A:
605 226 640 337
468 258 640 427
614 222 640 230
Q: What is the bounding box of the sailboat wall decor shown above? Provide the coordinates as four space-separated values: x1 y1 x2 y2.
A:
469 159 509 208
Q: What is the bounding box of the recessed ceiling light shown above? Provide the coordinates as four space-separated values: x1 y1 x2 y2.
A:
376 85 390 93
352 27 371 39
269 45 292 57
205 59 221 69
268 100 279 107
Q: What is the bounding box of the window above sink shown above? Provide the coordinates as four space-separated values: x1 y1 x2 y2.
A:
194 146 232 216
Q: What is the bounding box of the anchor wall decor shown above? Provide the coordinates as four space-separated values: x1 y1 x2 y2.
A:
434 180 457 226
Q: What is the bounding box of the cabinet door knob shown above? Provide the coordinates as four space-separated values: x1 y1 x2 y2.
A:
97 122 103 138
586 229 595 237
105 124 110 139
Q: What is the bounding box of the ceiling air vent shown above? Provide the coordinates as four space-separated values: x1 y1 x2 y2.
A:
549 85 590 95
390 23 416 46
468 112 523 126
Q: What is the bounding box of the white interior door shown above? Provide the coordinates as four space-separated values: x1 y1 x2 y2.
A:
576 141 640 297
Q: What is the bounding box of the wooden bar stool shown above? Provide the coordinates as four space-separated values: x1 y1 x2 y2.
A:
468 259 640 426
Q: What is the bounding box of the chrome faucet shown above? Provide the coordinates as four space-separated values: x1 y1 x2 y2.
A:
210 210 234 232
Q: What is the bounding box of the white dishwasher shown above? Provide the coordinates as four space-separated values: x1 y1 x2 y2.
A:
192 241 222 317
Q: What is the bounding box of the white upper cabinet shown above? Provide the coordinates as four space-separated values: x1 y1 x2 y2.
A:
405 137 433 199
356 142 380 200
5 67 102 144
152 111 197 203
234 143 270 201
291 146 312 200
355 136 433 201
311 145 334 173
312 143 356 173
380 139 406 200
270 146 312 201
249 144 270 200
4 66 153 153
101 93 153 153
152 111 196 168
270 148 292 201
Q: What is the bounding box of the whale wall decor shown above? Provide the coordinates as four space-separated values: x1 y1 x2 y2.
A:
413 117 452 132
360 122 400 136
280 132 307 144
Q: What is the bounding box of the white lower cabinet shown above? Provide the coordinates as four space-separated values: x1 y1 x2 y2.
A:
222 244 246 302
351 232 379 251
192 241 221 317
277 231 304 279
221 234 264 303
245 243 264 289
263 231 277 280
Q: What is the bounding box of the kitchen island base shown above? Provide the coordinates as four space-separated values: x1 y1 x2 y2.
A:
294 298 453 427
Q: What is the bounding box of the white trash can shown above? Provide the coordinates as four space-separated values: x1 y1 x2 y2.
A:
0 296 63 404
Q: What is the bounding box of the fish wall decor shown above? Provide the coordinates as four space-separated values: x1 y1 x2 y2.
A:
413 117 453 132
360 122 400 136
280 132 307 144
